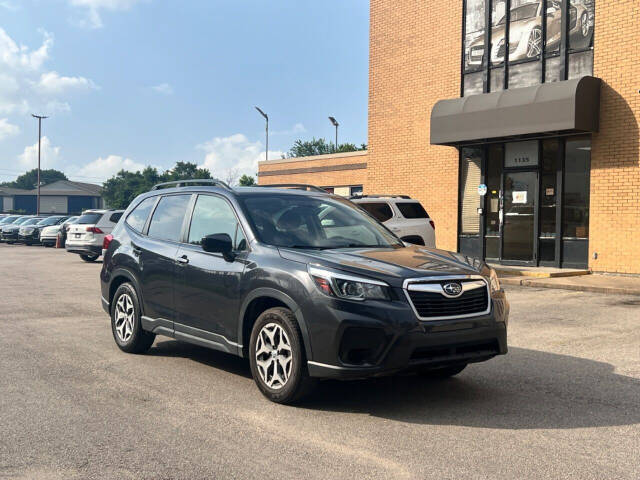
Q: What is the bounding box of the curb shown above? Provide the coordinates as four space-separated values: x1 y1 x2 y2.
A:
500 277 640 296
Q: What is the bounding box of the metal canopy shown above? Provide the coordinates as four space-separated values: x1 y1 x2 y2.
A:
430 76 601 146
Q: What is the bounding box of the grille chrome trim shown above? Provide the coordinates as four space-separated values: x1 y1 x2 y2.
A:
403 275 491 321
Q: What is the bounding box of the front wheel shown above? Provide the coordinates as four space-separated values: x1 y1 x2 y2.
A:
111 283 155 353
249 307 316 404
80 253 99 262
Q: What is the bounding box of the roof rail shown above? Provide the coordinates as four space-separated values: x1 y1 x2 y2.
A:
255 183 328 193
151 179 231 191
349 194 412 199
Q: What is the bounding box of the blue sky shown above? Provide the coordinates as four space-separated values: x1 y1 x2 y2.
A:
0 0 369 184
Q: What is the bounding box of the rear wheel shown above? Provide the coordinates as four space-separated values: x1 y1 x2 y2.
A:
418 364 467 379
80 253 99 262
111 283 155 353
249 307 316 404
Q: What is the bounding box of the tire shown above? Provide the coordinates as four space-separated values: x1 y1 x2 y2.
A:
80 253 99 262
111 283 155 354
418 364 467 379
249 307 317 404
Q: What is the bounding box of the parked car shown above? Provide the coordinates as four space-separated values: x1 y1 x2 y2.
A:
0 215 23 229
19 216 68 245
0 215 26 241
40 216 79 247
351 195 436 247
100 180 508 404
466 0 593 68
2 217 43 244
66 209 124 262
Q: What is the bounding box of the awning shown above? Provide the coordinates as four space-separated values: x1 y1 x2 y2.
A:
430 76 601 146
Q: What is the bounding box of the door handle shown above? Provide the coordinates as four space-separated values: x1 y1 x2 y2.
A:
176 255 189 265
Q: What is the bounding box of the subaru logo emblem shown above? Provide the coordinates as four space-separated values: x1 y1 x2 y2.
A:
442 282 463 297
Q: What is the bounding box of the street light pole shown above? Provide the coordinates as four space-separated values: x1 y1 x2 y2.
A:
328 116 339 152
31 114 49 215
255 107 269 162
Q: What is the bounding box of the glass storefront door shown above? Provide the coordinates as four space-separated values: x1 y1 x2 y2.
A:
501 171 538 263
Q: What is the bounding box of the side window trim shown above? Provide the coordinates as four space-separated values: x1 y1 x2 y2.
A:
186 193 250 252
141 195 161 235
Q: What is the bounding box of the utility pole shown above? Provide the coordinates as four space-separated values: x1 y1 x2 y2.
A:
255 107 269 162
329 116 339 153
31 114 48 215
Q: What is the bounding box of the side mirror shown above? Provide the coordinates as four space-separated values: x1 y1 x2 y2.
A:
201 233 235 261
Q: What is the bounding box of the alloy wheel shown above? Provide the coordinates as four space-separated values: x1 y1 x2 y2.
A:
255 323 293 390
527 29 542 57
114 293 135 342
581 13 589 37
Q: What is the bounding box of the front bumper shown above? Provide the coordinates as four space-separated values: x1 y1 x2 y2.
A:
18 232 40 243
304 288 509 379
1 231 19 242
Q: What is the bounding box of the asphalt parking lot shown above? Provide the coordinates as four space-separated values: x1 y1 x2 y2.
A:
1 244 638 480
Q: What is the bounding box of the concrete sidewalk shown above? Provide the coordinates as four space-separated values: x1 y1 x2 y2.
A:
500 273 640 296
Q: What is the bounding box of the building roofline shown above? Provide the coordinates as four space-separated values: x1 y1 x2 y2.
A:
258 150 368 166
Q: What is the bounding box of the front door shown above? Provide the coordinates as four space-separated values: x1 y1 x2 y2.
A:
501 171 538 264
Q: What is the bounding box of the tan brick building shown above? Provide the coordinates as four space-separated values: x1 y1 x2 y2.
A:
258 0 640 274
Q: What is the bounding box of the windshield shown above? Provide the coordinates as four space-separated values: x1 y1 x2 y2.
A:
22 218 42 226
13 217 31 225
0 216 19 225
38 216 65 226
240 194 403 249
497 3 539 25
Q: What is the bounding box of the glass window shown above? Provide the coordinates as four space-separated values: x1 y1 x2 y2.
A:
109 212 123 223
491 1 507 66
545 0 563 55
349 185 363 196
464 71 484 96
540 139 560 262
568 0 594 51
76 212 102 225
485 145 503 259
147 195 190 242
563 138 590 239
322 187 335 194
358 202 393 223
508 1 543 64
240 194 403 249
568 50 594 79
125 197 156 233
396 202 429 219
188 195 246 250
464 0 487 72
460 148 482 235
508 60 542 89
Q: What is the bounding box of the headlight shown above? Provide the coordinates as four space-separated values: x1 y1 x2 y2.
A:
308 265 391 301
489 268 501 293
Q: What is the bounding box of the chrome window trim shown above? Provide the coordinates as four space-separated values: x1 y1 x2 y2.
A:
403 275 491 321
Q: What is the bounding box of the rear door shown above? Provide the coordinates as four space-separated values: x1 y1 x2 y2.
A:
174 194 248 346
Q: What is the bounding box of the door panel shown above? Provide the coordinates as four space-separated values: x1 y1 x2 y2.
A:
502 171 538 262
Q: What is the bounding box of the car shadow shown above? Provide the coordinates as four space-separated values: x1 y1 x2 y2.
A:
145 341 640 430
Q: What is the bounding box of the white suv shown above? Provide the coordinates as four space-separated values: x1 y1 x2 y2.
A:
351 195 436 247
66 209 124 262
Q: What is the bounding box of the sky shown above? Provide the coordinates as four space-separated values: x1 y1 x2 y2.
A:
0 0 369 184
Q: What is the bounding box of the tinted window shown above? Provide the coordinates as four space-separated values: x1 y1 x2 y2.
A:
38 216 65 226
359 202 393 222
109 212 123 223
396 202 429 219
125 197 156 233
188 195 246 250
76 213 102 225
148 195 191 242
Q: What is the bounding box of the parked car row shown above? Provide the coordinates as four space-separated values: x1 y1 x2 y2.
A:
0 209 124 262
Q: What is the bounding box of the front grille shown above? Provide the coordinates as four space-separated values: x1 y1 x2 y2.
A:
407 281 489 319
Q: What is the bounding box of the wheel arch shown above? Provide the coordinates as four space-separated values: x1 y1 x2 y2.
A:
108 268 144 316
237 288 312 360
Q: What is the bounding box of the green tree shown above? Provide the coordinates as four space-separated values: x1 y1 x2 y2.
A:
287 138 367 158
102 162 212 209
1 168 68 190
238 174 256 186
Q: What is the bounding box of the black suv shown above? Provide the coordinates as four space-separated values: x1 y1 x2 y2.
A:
100 180 509 403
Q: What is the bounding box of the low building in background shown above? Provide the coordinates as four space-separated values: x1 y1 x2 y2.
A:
0 180 104 215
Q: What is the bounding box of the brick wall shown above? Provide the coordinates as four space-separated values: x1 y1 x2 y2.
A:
367 0 461 251
258 151 368 189
590 0 640 273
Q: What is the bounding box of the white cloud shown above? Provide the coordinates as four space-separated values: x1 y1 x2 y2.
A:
150 83 173 95
197 133 283 180
272 122 306 136
0 1 19 11
35 71 98 95
18 136 62 169
69 0 146 29
0 118 19 140
0 28 52 71
74 154 147 181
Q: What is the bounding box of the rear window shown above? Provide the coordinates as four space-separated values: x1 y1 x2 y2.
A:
109 212 123 223
396 202 429 219
126 197 156 233
358 202 393 223
76 213 102 224
147 195 191 242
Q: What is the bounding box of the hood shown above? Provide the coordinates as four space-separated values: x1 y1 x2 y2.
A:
279 245 488 288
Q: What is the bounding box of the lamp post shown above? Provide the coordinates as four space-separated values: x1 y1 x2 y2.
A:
328 116 339 152
31 114 49 215
255 106 269 162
